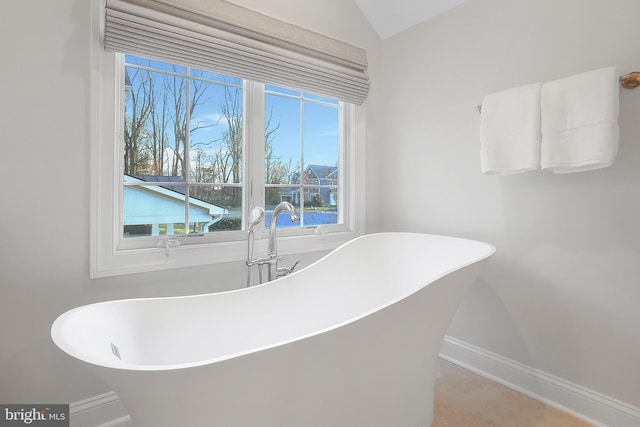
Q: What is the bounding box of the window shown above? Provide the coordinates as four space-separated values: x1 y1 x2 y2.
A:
91 49 361 277
120 53 346 241
264 86 342 229
121 55 345 243
92 1 366 278
122 55 245 239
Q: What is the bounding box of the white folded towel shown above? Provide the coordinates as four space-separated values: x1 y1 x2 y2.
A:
480 83 542 175
541 67 619 173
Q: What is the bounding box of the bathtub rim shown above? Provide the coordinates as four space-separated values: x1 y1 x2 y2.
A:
51 232 495 371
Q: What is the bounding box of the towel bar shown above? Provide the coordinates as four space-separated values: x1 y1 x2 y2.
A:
478 70 640 113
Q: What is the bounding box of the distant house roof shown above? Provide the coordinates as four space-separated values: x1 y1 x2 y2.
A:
133 175 186 194
124 175 226 226
305 165 337 180
290 165 338 184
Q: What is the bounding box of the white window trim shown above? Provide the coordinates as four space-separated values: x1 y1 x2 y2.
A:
89 0 365 278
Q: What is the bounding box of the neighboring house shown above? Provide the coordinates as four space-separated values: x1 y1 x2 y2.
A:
284 165 338 207
123 175 227 236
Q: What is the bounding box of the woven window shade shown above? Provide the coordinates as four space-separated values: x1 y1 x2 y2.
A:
104 0 370 104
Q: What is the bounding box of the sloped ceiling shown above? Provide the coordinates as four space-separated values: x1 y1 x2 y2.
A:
354 0 470 39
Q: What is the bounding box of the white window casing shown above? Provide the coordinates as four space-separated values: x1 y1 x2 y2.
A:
90 1 366 278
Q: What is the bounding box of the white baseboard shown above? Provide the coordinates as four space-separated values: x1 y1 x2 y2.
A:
70 392 131 427
440 335 640 427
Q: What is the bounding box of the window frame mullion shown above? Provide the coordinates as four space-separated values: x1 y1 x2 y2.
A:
246 81 266 233
184 66 191 234
299 97 306 227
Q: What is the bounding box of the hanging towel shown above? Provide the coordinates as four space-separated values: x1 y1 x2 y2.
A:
480 83 542 174
541 67 619 173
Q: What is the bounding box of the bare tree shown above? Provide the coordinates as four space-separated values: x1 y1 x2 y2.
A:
209 86 243 184
167 74 186 178
123 67 153 176
126 65 214 179
148 71 169 175
125 62 291 195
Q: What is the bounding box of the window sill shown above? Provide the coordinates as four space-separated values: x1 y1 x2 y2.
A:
90 229 360 278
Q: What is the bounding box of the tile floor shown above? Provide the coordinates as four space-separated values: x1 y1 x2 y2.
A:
432 359 593 427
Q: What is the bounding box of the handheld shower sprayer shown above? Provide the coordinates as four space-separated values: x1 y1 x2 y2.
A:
246 206 265 286
248 206 265 230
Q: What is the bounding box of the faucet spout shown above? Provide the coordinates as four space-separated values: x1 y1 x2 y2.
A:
267 201 299 257
261 201 299 282
246 202 300 286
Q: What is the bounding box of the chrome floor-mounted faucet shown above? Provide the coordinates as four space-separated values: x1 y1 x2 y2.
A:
246 201 300 285
245 206 265 287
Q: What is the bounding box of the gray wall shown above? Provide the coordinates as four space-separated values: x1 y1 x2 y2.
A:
377 0 640 408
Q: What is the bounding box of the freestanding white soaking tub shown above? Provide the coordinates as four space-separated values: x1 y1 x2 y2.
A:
52 232 494 427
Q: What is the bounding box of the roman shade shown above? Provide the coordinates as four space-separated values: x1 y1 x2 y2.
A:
104 0 370 104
